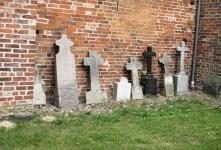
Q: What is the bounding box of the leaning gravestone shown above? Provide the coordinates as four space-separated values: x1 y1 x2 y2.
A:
84 51 108 104
143 47 157 95
173 41 189 95
159 54 174 97
113 77 131 102
126 57 144 99
33 66 46 105
54 34 79 108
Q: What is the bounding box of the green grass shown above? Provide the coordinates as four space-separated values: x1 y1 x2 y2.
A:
0 98 221 150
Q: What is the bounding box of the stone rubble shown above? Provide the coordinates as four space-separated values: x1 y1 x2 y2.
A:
0 120 15 129
0 92 220 117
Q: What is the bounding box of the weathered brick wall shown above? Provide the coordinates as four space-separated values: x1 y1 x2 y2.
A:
196 0 221 87
1 0 196 106
0 0 37 106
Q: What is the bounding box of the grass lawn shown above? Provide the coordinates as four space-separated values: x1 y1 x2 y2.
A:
0 98 221 150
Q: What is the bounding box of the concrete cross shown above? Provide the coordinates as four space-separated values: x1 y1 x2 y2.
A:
126 57 142 86
84 51 105 92
159 54 172 76
177 41 188 75
55 34 73 55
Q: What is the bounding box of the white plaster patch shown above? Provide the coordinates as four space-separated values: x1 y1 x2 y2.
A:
167 16 176 22
85 11 94 16
83 3 95 8
85 22 98 31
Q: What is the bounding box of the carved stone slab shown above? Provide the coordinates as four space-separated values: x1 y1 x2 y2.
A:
84 51 108 104
113 77 131 102
33 67 46 105
126 57 143 100
55 34 79 108
159 54 174 96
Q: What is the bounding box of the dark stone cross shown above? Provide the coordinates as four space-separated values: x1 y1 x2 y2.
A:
144 47 156 76
143 46 157 95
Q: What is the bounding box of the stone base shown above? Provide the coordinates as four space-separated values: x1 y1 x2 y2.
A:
132 85 143 100
54 85 79 108
144 78 157 95
164 75 174 97
113 82 131 102
86 90 108 104
173 74 189 95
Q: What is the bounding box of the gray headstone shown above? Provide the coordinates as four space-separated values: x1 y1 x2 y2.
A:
126 57 144 99
54 34 79 108
177 41 188 75
84 51 108 104
113 77 131 102
173 41 189 95
159 54 174 96
33 67 46 105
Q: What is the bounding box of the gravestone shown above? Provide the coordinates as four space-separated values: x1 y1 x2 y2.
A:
33 67 46 105
126 57 144 99
173 41 189 95
54 34 79 108
84 51 108 104
113 77 131 102
159 54 174 97
143 46 157 95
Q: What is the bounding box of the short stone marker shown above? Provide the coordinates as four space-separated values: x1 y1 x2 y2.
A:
126 57 144 100
159 54 174 97
113 77 131 102
55 34 79 108
33 67 46 105
84 51 108 104
173 41 189 95
143 47 157 95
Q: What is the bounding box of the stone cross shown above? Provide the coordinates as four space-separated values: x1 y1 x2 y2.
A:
126 57 143 99
126 57 142 86
84 51 107 104
159 54 172 76
159 54 174 96
177 41 188 75
33 67 46 105
84 51 105 92
174 41 189 95
55 34 79 108
144 46 156 75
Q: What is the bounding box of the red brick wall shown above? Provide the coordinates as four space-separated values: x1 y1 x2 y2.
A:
196 0 221 86
1 0 196 106
0 0 37 106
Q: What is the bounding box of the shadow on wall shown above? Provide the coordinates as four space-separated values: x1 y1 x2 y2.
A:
203 72 221 98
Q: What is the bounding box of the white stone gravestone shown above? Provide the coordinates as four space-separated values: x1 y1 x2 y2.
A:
113 77 131 102
33 67 46 105
55 34 79 108
84 51 108 104
173 41 189 95
126 57 144 100
159 54 174 97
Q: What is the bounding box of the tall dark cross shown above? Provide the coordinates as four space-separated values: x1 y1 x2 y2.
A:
143 46 157 95
144 46 156 76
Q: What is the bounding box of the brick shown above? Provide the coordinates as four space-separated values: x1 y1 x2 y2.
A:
1 0 215 107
